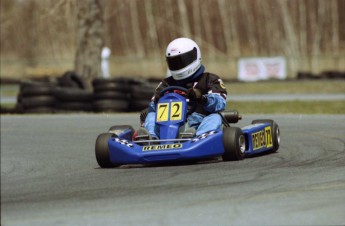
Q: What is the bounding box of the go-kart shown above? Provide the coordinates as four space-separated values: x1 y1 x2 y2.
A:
95 86 280 168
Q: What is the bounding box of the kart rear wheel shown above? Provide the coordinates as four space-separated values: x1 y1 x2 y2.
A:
95 133 118 168
222 127 246 161
251 119 280 152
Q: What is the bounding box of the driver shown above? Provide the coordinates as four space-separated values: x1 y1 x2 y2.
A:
137 37 227 139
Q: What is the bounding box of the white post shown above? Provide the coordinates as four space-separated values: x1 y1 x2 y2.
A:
101 47 111 78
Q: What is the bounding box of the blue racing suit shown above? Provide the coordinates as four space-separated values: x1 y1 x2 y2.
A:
144 65 227 137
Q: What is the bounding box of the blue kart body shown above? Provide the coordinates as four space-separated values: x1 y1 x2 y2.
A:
108 122 273 165
97 88 279 167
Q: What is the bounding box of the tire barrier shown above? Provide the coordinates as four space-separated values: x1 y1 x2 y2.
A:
54 87 94 113
11 73 160 114
93 99 129 112
321 71 345 79
297 72 315 80
92 78 130 113
297 71 345 80
58 71 87 89
15 77 147 113
92 78 157 113
16 81 56 113
128 82 157 112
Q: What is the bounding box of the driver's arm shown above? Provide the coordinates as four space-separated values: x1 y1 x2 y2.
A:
203 77 227 113
144 80 169 138
145 80 169 114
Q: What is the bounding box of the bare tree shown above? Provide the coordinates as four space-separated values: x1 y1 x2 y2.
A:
278 0 300 76
330 0 340 68
298 1 308 69
200 1 216 58
227 1 241 57
1 0 344 79
75 0 104 89
130 0 145 58
177 0 191 37
218 0 231 55
144 0 160 57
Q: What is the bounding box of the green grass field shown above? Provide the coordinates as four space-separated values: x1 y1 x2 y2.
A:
227 100 345 114
226 80 345 95
224 80 345 114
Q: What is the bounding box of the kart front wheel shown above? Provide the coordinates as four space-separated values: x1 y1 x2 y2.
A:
95 133 118 168
222 127 246 161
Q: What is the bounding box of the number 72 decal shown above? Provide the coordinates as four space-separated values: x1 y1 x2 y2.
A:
157 102 183 122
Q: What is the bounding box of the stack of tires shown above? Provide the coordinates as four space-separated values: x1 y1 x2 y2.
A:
57 71 87 90
128 81 158 112
54 88 94 113
92 78 130 112
14 73 161 114
16 81 56 114
297 71 315 80
54 72 93 113
321 71 345 79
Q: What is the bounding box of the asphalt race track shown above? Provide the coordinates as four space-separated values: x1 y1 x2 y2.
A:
1 114 345 225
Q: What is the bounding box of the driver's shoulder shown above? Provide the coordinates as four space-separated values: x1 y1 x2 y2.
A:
202 72 221 80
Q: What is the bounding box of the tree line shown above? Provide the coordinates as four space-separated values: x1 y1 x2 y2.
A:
1 0 344 78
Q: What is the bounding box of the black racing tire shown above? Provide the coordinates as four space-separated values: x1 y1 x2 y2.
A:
21 96 55 108
321 71 344 79
128 99 150 112
0 106 17 114
251 119 280 152
93 83 127 93
20 81 56 90
130 83 156 100
127 78 147 85
55 102 93 112
58 71 86 89
95 133 118 168
92 78 129 86
108 125 134 139
93 82 129 93
94 91 124 100
54 87 94 102
93 99 128 112
21 85 55 97
16 92 23 104
92 77 145 87
297 72 314 80
222 127 246 161
15 103 24 114
24 107 55 114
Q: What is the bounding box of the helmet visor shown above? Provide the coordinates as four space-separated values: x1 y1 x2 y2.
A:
166 47 197 71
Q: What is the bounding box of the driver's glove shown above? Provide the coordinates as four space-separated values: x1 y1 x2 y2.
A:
153 92 161 104
188 88 207 104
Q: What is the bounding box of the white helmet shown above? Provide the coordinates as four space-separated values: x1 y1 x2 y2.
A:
166 38 202 80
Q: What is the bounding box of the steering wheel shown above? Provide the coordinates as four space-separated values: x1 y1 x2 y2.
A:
159 86 196 115
160 86 188 97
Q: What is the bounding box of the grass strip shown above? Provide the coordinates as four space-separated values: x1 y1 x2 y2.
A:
227 100 345 114
226 80 345 94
